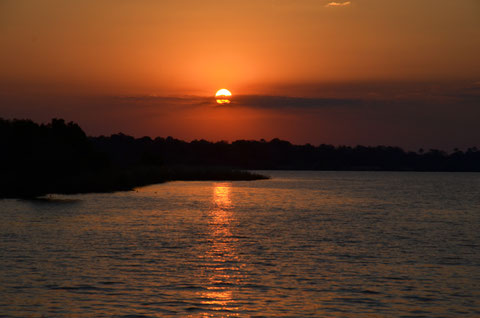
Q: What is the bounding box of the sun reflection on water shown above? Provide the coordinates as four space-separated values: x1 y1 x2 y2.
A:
197 183 240 316
213 184 231 209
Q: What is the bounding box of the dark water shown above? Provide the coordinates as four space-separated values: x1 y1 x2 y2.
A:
1 171 479 317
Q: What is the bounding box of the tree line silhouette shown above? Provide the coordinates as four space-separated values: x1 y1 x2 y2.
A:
91 131 480 172
1 118 479 197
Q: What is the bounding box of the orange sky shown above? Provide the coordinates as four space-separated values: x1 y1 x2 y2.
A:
1 0 479 149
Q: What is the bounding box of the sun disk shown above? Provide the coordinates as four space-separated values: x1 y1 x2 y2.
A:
215 89 232 105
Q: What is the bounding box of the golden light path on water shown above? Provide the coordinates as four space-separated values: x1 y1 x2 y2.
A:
198 183 237 316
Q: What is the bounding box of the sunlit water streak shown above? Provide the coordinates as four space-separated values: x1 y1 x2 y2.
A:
0 171 479 317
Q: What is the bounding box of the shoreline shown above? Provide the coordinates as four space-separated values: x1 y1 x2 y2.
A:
0 166 269 199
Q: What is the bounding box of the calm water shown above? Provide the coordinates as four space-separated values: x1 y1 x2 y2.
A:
1 171 479 317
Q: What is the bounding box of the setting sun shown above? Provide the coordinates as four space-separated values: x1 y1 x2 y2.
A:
2 1 480 317
215 89 232 105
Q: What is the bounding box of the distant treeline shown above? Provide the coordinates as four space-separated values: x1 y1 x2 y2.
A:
91 132 480 172
1 117 480 197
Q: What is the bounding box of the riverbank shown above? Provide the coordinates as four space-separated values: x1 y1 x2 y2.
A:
0 165 269 199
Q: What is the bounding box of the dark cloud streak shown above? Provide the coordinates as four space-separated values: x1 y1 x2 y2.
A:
231 95 361 110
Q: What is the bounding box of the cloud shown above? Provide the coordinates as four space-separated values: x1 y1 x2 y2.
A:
114 94 363 111
230 95 362 110
116 95 211 108
325 1 351 7
109 95 362 113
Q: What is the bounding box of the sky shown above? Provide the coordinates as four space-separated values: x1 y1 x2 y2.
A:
1 0 479 150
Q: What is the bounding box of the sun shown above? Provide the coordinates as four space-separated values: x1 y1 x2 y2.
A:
215 89 232 105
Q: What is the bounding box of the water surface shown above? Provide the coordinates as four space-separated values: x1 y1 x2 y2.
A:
1 171 479 317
